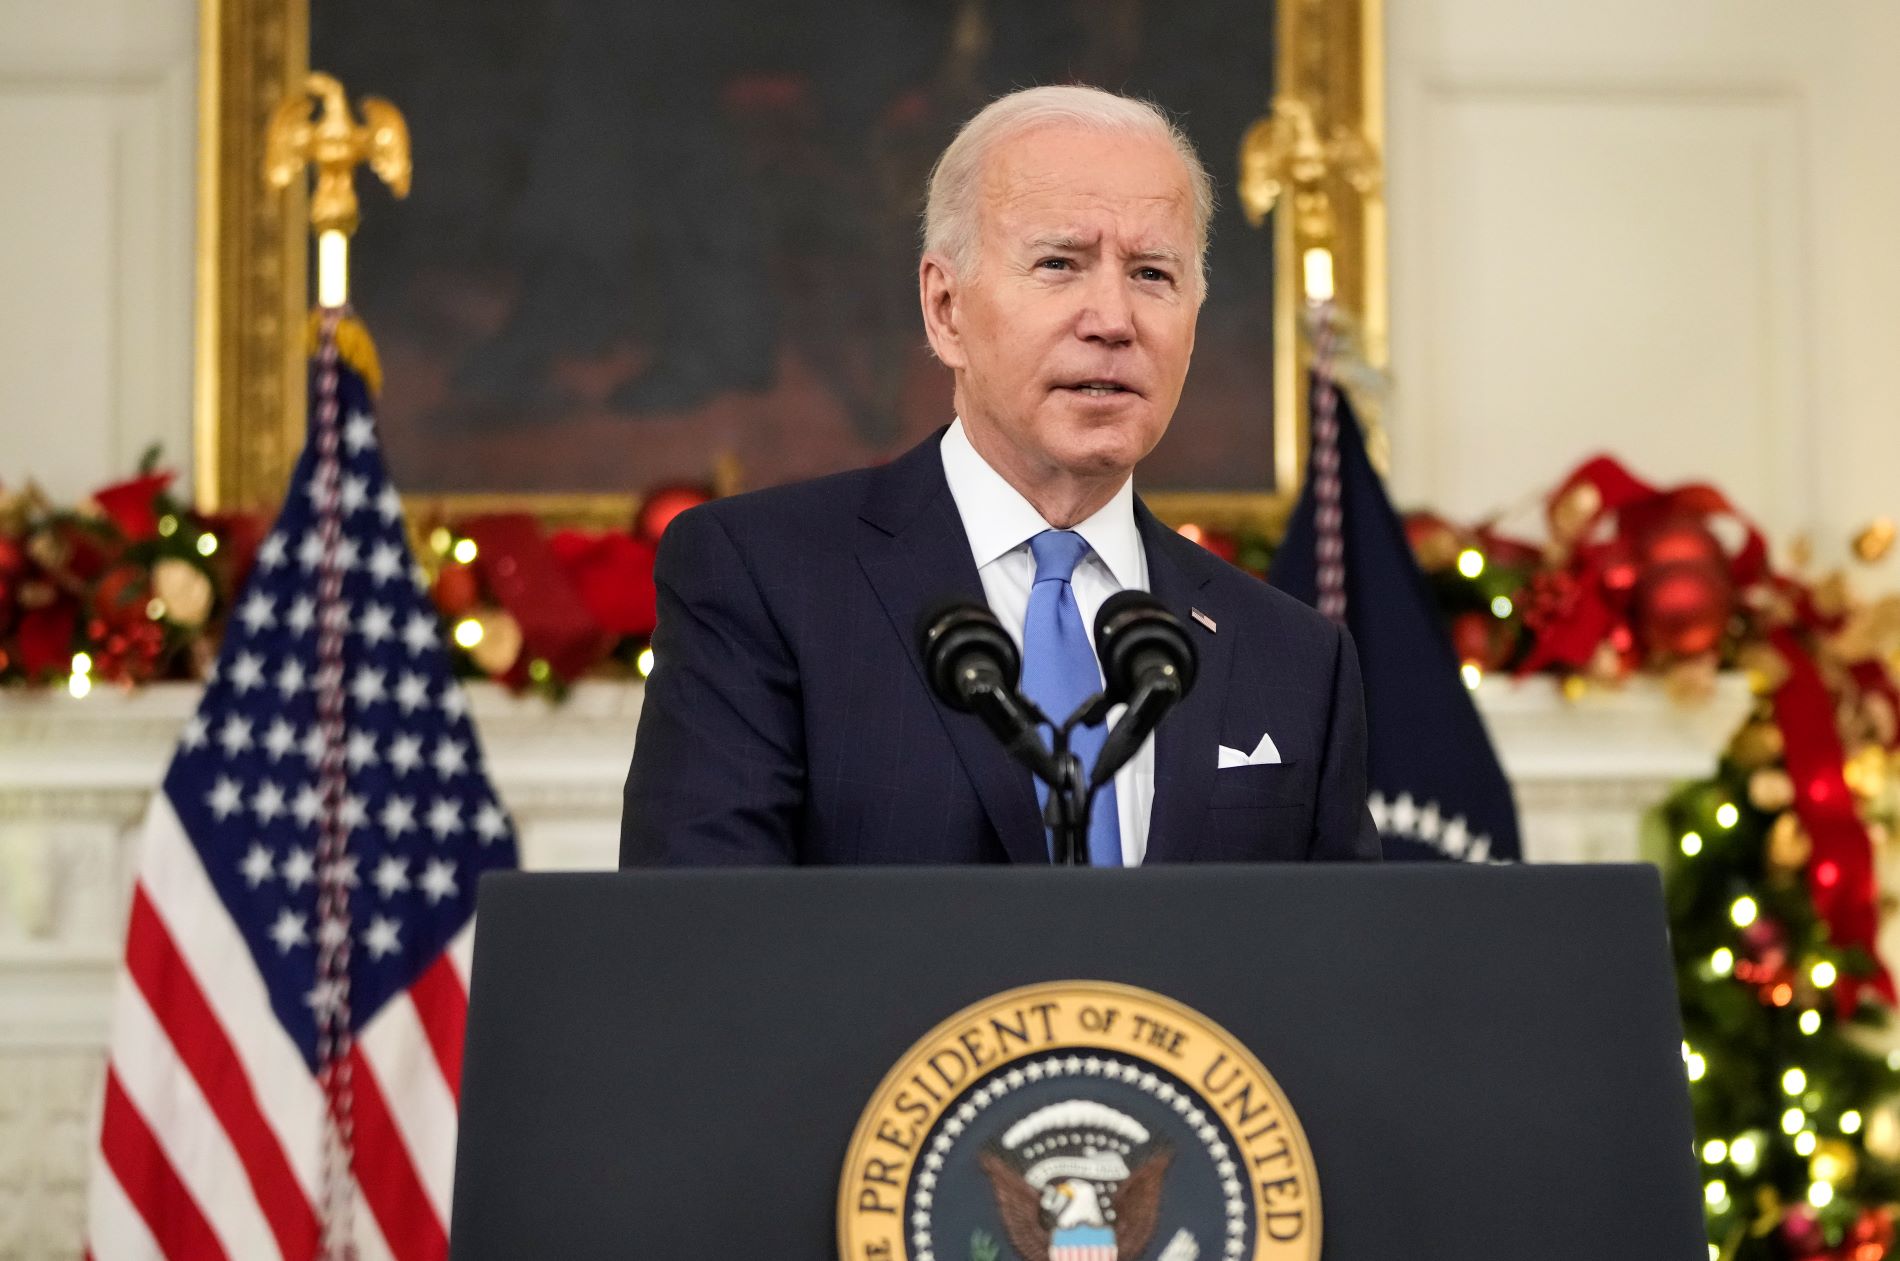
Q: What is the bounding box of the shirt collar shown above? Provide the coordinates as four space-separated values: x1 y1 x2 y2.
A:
939 418 1143 586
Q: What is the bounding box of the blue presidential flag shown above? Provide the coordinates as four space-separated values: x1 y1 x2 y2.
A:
1269 374 1522 862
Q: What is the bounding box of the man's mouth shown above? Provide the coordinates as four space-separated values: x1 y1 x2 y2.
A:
1059 380 1137 398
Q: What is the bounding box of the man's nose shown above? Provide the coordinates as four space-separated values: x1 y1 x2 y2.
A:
1075 273 1135 346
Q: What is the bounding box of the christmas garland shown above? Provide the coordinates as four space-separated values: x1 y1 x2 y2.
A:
9 446 1900 1256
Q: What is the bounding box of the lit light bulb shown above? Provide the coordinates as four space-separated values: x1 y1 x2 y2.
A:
1457 549 1486 579
1782 1108 1806 1135
1799 1010 1822 1035
1889 1050 1900 1072
68 673 92 699
429 527 453 555
1842 1110 1864 1135
1460 662 1482 690
1715 802 1740 829
1783 1067 1808 1095
1681 832 1704 857
1701 1139 1728 1164
1711 947 1734 976
453 618 484 649
71 652 93 676
1704 1179 1727 1207
637 646 656 678
157 514 179 537
1686 1052 1707 1082
1729 1134 1760 1172
1808 1180 1833 1208
452 538 478 565
1730 896 1759 927
1794 1131 1818 1157
197 533 219 557
1491 595 1514 619
1811 960 1838 989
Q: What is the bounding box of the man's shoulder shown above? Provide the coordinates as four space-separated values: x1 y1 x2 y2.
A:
1219 563 1341 650
671 431 946 553
684 463 881 540
1143 519 1340 649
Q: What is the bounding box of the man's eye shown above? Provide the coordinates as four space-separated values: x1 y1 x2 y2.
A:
1136 267 1173 284
1037 258 1072 271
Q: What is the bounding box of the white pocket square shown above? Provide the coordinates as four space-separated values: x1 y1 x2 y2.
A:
1217 731 1282 768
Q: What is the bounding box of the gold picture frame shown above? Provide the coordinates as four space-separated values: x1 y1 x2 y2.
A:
195 0 1384 534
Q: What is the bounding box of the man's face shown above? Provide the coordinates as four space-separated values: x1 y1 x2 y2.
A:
927 124 1201 485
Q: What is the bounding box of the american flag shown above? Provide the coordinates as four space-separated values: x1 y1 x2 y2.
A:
87 311 518 1261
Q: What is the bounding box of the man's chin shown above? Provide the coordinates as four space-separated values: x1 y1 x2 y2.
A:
1045 420 1156 481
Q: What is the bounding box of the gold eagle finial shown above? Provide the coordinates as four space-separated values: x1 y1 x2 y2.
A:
1237 94 1380 243
264 71 412 238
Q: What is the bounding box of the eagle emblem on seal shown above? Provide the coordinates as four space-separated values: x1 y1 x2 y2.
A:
977 1100 1174 1261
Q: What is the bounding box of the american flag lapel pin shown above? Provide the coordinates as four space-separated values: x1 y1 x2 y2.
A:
1190 607 1217 633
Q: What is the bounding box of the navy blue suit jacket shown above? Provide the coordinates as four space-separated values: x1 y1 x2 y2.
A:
620 431 1380 866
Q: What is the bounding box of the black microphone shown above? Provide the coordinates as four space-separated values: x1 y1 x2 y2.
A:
918 603 1060 782
1090 591 1198 788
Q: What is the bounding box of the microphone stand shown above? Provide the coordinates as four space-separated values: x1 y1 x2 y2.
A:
1042 695 1116 867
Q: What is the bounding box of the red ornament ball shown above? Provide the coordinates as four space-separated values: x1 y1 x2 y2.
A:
1631 560 1731 657
635 484 714 543
1450 611 1509 669
1779 1205 1827 1256
434 563 480 618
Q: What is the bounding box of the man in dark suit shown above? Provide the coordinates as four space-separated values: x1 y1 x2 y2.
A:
622 85 1378 866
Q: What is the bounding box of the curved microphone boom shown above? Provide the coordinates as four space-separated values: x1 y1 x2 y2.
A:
1090 591 1198 789
918 603 1060 783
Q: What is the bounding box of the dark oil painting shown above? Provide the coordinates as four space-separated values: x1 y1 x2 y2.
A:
312 1 1277 497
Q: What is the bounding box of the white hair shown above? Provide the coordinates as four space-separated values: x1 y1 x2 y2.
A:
922 84 1216 294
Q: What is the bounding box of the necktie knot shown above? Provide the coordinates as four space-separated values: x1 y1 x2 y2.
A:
1029 530 1090 585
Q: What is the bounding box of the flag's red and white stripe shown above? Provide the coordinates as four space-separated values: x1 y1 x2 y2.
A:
88 795 471 1261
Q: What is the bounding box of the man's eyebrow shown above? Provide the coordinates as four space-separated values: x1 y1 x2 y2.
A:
1128 247 1185 267
1024 234 1094 252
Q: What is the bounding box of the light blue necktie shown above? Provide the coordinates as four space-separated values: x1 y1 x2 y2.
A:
1020 530 1122 867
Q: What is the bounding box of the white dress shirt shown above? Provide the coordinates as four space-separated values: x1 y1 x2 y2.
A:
939 419 1155 865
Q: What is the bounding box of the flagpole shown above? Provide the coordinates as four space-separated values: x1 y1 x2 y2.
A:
263 72 412 1261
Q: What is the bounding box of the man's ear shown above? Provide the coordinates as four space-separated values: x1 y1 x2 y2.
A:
919 253 967 369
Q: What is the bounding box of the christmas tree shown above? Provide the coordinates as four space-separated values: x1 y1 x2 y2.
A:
1663 630 1900 1260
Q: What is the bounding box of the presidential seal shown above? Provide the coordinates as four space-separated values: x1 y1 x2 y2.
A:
838 982 1320 1261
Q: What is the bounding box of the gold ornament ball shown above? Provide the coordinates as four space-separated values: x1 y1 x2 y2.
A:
1864 1099 1900 1163
1844 744 1891 802
468 608 523 676
1750 768 1797 812
1738 643 1793 695
1549 481 1604 546
1856 517 1897 564
152 558 213 629
1768 812 1812 873
1730 722 1787 770
1811 1137 1859 1187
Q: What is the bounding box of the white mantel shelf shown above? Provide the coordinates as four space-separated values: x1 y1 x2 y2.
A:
0 673 1749 1259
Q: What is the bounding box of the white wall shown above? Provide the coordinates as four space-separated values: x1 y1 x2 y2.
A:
1385 0 1900 581
0 0 196 501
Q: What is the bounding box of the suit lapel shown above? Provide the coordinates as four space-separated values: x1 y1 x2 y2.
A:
1137 501 1234 863
857 434 1049 865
